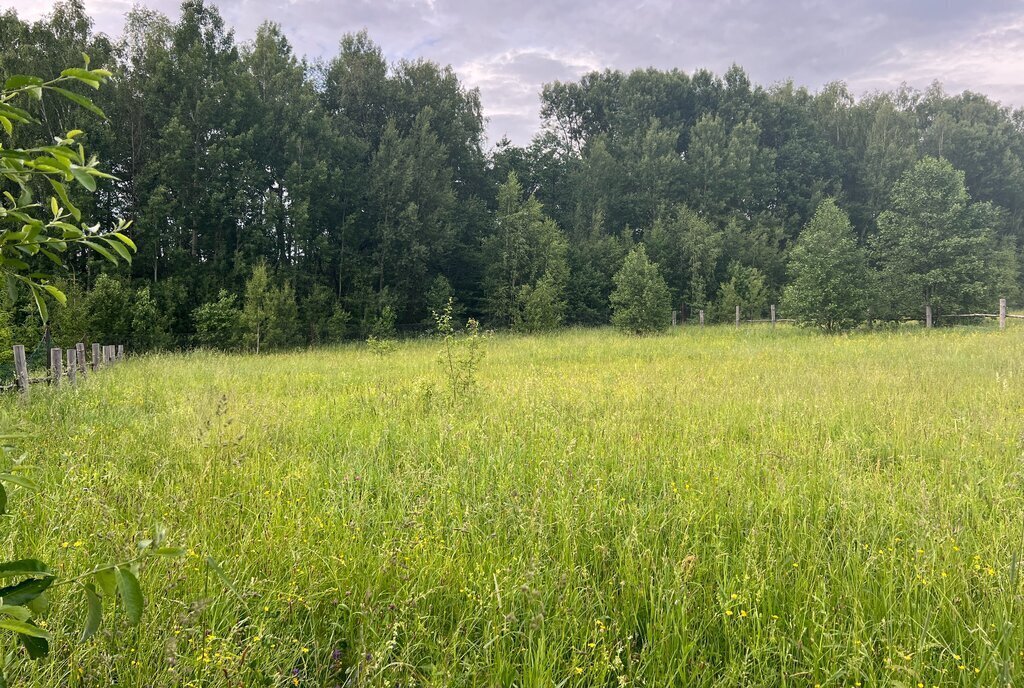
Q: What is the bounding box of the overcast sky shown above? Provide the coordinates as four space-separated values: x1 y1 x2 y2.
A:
11 0 1024 145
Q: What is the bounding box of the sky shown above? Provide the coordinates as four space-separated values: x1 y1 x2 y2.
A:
10 0 1024 146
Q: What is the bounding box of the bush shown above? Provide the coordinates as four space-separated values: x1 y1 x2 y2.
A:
609 244 672 334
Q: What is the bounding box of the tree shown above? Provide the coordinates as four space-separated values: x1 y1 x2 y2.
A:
873 157 999 320
482 172 568 327
784 199 870 331
193 290 243 350
716 262 769 321
609 244 671 334
243 260 271 353
263 280 301 349
645 204 722 311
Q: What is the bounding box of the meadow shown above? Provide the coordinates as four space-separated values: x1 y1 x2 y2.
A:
2 325 1024 686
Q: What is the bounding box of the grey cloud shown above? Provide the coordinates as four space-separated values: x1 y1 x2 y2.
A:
12 0 1024 145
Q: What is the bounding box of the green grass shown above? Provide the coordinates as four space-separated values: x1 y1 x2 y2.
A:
3 325 1024 686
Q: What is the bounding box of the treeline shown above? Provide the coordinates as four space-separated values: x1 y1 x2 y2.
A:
1 0 1022 350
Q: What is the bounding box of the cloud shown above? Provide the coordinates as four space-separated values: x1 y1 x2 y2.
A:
10 0 1024 145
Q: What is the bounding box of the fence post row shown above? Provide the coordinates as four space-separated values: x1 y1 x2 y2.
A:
11 343 122 394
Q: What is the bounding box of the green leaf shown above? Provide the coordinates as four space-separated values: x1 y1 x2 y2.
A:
70 167 97 192
0 576 53 607
0 619 51 640
111 232 136 252
81 240 117 264
0 605 30 621
46 87 105 119
0 116 11 137
0 560 53 579
4 76 44 90
102 237 132 262
0 483 5 516
115 566 143 625
58 69 100 89
30 286 47 324
80 583 101 642
41 285 67 306
47 179 80 221
153 547 185 558
94 568 117 598
0 473 38 491
19 628 49 659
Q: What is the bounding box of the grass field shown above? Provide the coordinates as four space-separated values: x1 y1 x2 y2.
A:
3 325 1024 686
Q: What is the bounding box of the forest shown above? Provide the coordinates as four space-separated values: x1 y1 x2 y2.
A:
2 0 1023 350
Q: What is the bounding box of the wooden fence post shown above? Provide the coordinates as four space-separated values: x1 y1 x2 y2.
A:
49 348 62 387
925 304 933 328
735 305 740 328
76 343 87 378
117 344 124 360
999 298 1007 330
92 343 101 371
771 304 776 327
699 309 705 326
66 348 77 386
672 310 678 327
13 345 28 395
102 345 111 366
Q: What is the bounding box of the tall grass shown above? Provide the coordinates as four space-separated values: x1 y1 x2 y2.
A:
2 325 1023 686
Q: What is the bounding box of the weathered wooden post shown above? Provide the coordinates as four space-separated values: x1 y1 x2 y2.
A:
76 343 87 378
66 349 77 386
770 304 776 327
925 304 933 328
672 310 678 327
92 343 101 371
49 348 62 387
735 305 740 328
13 345 28 394
999 298 1007 330
699 309 705 326
116 344 124 361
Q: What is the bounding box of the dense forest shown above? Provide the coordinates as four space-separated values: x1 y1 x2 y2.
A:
2 0 1023 351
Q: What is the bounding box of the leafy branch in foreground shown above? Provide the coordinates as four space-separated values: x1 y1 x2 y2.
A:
0 54 135 321
0 60 159 683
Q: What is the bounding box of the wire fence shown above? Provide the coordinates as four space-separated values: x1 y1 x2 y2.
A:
673 298 1018 330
